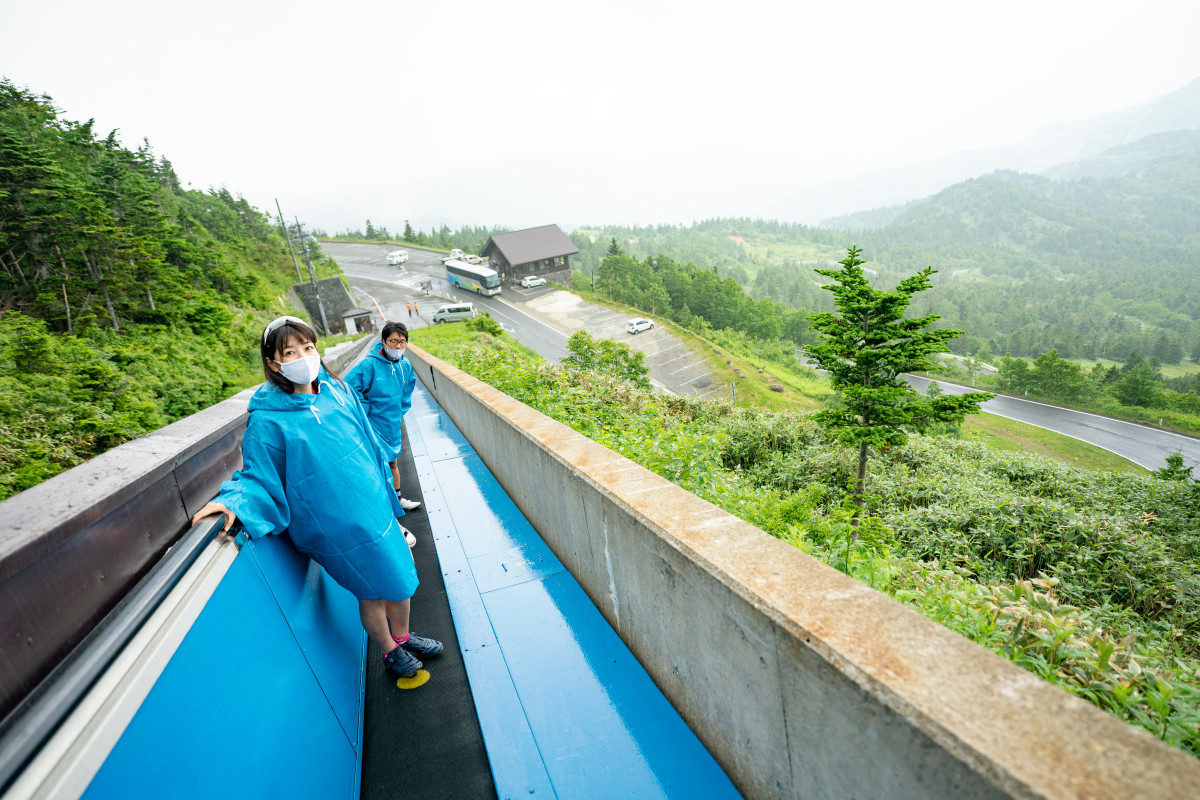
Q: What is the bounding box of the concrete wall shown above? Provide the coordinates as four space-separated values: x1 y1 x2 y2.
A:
404 344 1200 800
293 276 356 334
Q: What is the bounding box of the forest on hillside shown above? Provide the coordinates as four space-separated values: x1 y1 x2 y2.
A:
0 79 306 499
555 145 1200 367
343 128 1200 373
858 160 1200 364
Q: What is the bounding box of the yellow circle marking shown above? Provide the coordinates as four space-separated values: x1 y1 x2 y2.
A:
395 669 431 689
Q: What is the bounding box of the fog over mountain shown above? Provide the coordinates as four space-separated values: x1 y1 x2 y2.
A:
764 77 1200 227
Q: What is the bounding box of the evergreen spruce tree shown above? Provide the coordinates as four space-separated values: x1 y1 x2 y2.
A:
807 247 993 527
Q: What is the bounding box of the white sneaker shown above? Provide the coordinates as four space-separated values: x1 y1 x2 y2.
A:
402 525 416 548
398 495 422 511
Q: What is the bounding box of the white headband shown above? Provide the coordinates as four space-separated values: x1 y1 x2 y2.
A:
262 315 309 345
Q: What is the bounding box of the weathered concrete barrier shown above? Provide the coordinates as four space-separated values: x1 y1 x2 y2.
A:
404 344 1200 800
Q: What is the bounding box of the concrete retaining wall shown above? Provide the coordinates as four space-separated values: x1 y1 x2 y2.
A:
405 344 1200 800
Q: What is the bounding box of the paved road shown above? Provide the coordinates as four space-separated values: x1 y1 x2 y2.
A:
321 241 725 396
320 241 444 333
908 375 1200 472
322 241 1200 472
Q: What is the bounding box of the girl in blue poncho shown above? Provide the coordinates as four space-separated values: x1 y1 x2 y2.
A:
344 321 421 514
191 316 441 679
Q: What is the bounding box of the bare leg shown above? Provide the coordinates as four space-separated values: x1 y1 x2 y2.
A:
389 460 401 493
385 598 411 640
359 598 397 653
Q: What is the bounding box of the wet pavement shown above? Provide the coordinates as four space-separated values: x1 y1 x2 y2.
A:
512 290 728 400
321 241 727 399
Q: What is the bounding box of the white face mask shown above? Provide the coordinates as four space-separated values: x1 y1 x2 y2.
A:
384 344 406 360
274 354 321 385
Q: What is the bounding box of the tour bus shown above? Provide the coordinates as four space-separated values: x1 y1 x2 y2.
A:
445 259 501 296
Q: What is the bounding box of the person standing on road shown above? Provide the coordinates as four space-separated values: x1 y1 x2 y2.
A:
344 321 423 518
406 302 412 317
191 316 440 680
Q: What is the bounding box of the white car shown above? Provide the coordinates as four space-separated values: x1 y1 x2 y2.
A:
432 303 477 324
520 275 547 288
626 318 654 335
386 250 408 266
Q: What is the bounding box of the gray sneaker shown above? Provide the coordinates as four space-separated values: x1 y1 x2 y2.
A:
400 633 443 659
383 644 422 678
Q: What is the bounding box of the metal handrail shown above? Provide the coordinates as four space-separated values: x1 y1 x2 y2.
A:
0 516 230 793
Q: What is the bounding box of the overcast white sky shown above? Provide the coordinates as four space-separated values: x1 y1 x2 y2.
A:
3 0 1199 232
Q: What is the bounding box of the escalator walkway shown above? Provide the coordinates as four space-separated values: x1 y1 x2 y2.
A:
360 416 497 799
363 381 741 799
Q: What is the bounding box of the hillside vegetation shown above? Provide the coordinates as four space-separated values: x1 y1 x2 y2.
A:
417 320 1200 758
0 80 310 499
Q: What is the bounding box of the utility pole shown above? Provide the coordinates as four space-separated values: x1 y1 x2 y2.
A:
294 216 329 334
275 199 304 283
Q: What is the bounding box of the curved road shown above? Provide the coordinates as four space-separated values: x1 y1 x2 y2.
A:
322 241 1200 473
907 375 1200 472
322 241 568 362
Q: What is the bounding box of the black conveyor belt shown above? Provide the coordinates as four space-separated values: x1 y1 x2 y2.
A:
361 421 498 800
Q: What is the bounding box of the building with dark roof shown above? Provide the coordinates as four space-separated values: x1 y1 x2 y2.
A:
481 224 579 285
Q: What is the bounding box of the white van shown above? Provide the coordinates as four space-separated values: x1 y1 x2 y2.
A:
386 250 408 266
432 303 477 324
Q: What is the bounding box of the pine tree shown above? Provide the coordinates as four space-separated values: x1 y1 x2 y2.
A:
606 237 623 257
807 247 993 527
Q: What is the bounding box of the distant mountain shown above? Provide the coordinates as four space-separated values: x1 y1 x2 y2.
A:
820 128 1200 232
821 200 922 233
764 77 1200 226
868 154 1200 271
843 150 1200 360
1041 129 1200 180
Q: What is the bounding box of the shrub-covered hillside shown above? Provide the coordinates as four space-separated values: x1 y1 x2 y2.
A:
418 322 1200 757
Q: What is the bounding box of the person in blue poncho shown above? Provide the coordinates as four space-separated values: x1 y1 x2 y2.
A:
344 321 422 515
191 316 441 679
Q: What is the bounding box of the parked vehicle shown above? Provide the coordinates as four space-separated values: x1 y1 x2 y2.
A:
439 248 465 263
519 275 547 288
464 255 485 264
445 260 502 296
432 303 477 324
386 250 408 266
626 318 654 334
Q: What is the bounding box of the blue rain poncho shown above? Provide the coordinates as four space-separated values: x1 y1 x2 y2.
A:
344 346 416 461
215 370 417 600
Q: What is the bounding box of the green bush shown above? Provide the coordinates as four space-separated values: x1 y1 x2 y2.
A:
420 333 1200 757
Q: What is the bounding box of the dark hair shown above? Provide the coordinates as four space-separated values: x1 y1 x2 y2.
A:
261 319 340 393
381 321 409 343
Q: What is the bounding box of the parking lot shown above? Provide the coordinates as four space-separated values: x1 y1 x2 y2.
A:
509 290 727 400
